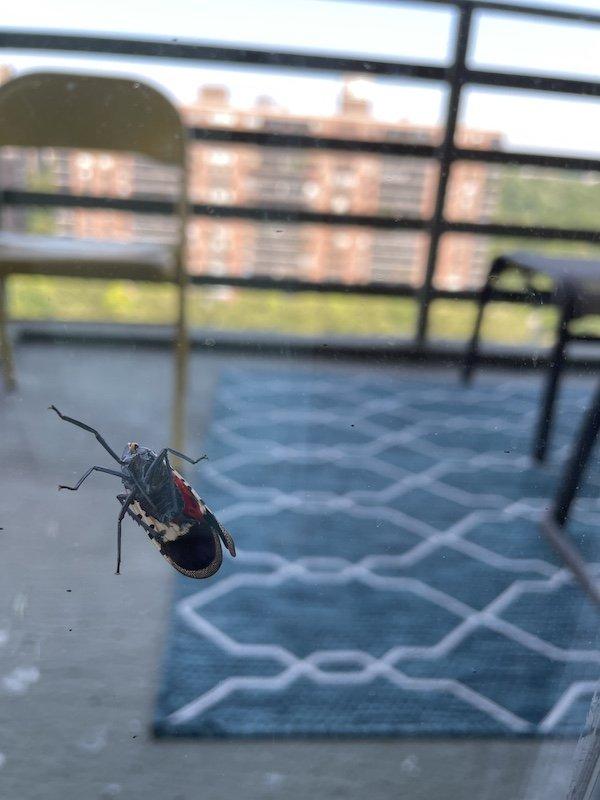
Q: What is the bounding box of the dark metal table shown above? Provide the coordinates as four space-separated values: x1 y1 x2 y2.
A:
464 251 600 462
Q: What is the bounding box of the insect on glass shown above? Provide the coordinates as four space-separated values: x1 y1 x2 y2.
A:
50 406 236 578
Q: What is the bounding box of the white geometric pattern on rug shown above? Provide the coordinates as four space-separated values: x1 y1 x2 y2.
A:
163 369 600 735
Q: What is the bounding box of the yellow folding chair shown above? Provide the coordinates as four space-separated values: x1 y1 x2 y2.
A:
0 71 189 449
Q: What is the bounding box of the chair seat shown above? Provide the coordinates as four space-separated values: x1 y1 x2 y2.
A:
0 232 175 281
497 251 600 317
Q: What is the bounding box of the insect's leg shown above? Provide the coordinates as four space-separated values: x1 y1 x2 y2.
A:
165 448 208 465
144 449 169 484
116 491 135 575
49 406 122 463
58 466 123 491
146 448 207 484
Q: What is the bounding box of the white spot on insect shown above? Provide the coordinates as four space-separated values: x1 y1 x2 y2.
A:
128 501 190 542
2 666 40 695
162 522 191 542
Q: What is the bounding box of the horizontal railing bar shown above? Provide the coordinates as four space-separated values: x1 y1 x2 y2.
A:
0 30 448 80
465 67 600 98
2 189 427 229
467 0 600 25
189 127 438 158
453 146 600 173
3 189 175 213
447 220 600 242
189 273 553 304
191 204 426 228
192 274 418 295
5 190 600 241
369 0 600 26
569 333 600 343
192 129 600 173
2 30 600 99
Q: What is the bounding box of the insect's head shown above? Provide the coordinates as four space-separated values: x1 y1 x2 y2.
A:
121 441 154 466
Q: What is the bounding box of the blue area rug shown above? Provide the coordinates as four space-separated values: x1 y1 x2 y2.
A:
154 366 600 737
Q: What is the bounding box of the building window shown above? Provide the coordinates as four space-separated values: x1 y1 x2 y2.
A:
209 188 232 203
208 150 233 166
211 112 234 127
332 196 350 214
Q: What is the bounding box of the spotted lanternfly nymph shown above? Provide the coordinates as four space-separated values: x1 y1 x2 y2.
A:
50 405 236 578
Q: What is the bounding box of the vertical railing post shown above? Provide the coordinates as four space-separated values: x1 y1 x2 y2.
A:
415 3 473 346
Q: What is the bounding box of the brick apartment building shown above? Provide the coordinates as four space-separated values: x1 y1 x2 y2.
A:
0 67 501 290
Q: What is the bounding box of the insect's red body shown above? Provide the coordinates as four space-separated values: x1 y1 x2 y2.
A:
172 471 205 521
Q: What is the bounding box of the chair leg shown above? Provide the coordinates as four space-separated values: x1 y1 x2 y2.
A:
541 514 600 606
0 276 16 391
462 267 497 385
532 298 573 463
551 379 600 528
171 280 188 455
540 383 600 606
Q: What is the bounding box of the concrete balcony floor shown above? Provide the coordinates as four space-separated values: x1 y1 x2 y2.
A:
0 340 583 800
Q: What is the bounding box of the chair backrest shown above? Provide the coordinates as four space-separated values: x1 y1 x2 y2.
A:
0 71 186 167
0 71 189 280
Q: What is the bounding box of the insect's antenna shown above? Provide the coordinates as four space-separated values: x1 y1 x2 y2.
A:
49 405 122 463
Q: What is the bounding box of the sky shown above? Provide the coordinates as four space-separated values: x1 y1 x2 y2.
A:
1 0 600 157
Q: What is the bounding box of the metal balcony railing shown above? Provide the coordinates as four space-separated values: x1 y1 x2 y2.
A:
1 0 600 350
